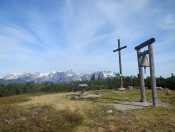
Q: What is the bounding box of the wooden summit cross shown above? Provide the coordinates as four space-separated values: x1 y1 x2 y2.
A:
113 39 127 90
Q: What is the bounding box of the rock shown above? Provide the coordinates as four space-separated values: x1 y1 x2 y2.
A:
128 86 133 89
19 116 26 121
118 88 125 91
79 91 87 96
107 110 113 113
168 90 172 93
70 95 80 100
5 119 11 124
156 87 163 90
33 107 42 113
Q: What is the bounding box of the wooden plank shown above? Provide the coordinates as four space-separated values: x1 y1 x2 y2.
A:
113 46 127 52
135 38 155 50
138 50 149 57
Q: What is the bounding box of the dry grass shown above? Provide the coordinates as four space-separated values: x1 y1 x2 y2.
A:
0 94 30 105
0 104 84 132
19 92 95 113
1 89 175 131
131 107 175 131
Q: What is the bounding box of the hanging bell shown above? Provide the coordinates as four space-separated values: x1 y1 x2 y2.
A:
139 55 150 74
139 55 150 67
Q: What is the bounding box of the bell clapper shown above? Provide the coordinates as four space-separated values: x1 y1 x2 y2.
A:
144 67 146 74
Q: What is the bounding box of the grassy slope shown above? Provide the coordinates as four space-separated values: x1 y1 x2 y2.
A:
0 89 175 132
78 89 175 131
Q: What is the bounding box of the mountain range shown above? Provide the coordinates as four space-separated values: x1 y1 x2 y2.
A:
0 70 118 83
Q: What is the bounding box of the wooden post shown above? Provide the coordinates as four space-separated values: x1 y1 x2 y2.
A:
137 50 146 102
113 39 127 90
118 39 123 88
148 44 157 106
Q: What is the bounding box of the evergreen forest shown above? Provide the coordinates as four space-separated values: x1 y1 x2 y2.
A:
0 74 175 97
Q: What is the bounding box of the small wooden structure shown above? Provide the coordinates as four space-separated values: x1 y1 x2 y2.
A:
79 84 88 93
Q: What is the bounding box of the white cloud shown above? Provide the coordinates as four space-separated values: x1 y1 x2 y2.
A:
0 25 36 45
0 25 36 57
159 13 175 30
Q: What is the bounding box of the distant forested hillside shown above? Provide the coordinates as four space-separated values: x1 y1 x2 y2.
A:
0 74 174 97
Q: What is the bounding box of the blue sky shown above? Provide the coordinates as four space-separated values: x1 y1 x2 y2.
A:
0 0 175 77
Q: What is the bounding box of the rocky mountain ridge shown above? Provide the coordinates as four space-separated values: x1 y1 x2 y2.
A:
1 70 118 83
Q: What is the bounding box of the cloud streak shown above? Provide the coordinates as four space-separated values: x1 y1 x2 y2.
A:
0 0 174 77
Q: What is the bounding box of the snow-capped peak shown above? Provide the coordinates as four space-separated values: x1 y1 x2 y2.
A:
66 69 75 77
4 73 25 80
2 70 118 83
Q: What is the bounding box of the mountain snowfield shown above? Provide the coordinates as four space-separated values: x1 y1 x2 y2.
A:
1 70 118 83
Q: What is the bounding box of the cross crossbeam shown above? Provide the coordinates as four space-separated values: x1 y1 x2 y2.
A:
113 46 127 52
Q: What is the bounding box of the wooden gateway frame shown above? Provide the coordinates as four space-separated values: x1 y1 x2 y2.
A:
135 38 158 106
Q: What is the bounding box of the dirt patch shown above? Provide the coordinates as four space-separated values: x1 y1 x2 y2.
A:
108 101 174 111
81 94 102 98
70 93 102 100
